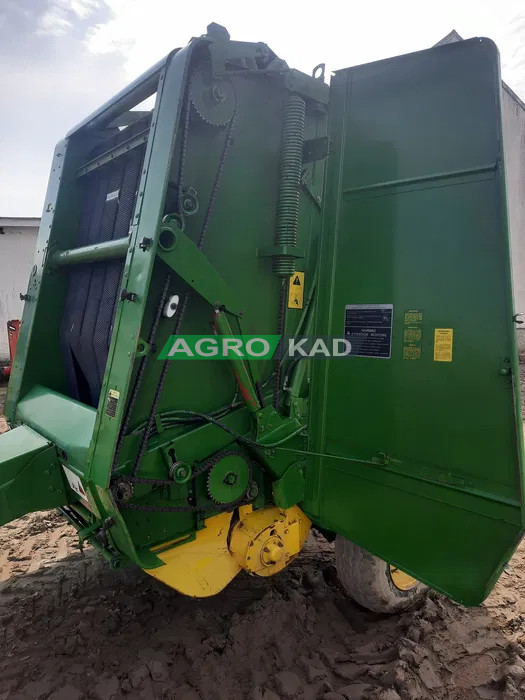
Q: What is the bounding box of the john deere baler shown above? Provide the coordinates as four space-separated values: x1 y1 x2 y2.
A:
2 24 524 611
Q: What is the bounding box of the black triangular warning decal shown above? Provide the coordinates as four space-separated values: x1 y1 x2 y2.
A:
293 276 301 286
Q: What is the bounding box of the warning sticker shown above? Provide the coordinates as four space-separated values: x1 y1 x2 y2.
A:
433 328 453 362
106 389 120 418
288 272 305 309
403 309 423 360
344 304 393 358
63 466 89 503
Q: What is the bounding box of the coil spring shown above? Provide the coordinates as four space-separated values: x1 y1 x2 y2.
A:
274 95 306 277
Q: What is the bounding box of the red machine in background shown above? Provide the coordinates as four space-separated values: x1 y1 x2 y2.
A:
2 321 20 378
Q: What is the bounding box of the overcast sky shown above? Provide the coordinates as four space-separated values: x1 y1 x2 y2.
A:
1 0 523 217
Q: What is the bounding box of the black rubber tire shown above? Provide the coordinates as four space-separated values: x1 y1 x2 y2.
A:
335 535 427 613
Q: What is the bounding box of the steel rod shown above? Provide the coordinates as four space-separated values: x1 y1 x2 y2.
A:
53 237 129 266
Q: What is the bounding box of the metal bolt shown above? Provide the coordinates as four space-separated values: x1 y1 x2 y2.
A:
120 288 137 302
212 84 226 102
223 472 238 486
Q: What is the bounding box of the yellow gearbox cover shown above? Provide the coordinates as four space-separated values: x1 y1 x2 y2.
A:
229 505 311 577
143 505 311 597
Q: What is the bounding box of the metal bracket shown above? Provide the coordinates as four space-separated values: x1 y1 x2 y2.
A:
120 288 137 302
283 69 330 105
257 245 305 259
302 136 329 164
253 406 307 478
77 519 104 545
156 222 242 316
372 451 391 466
301 168 322 209
209 38 288 78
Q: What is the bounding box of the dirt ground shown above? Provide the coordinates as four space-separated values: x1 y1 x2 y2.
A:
2 381 525 700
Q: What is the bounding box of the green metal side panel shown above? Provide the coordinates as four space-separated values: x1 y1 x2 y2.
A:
0 426 68 526
16 386 96 468
307 38 524 605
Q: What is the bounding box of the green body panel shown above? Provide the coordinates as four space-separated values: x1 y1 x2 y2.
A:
0 29 522 605
306 38 524 604
0 426 68 527
16 386 96 468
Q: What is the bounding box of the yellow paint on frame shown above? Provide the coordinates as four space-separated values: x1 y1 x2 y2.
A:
434 328 453 362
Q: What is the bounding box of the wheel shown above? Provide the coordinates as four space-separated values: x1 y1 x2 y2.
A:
335 535 427 613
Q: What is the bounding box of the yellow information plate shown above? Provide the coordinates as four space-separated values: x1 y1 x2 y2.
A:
403 309 423 360
288 272 305 309
433 328 453 362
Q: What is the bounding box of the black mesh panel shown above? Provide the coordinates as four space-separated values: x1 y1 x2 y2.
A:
60 117 150 407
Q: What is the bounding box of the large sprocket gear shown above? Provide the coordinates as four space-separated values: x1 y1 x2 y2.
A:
189 64 235 126
206 451 251 504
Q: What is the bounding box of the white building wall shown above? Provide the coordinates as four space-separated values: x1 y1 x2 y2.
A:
0 223 38 362
501 85 525 353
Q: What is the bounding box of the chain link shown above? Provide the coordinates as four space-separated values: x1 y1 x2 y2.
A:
198 97 238 249
119 449 254 513
124 70 240 505
111 273 172 474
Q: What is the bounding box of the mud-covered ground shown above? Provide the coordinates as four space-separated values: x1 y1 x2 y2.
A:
2 381 525 699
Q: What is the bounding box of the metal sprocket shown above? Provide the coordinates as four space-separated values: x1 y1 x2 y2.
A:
206 451 250 504
189 64 235 126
